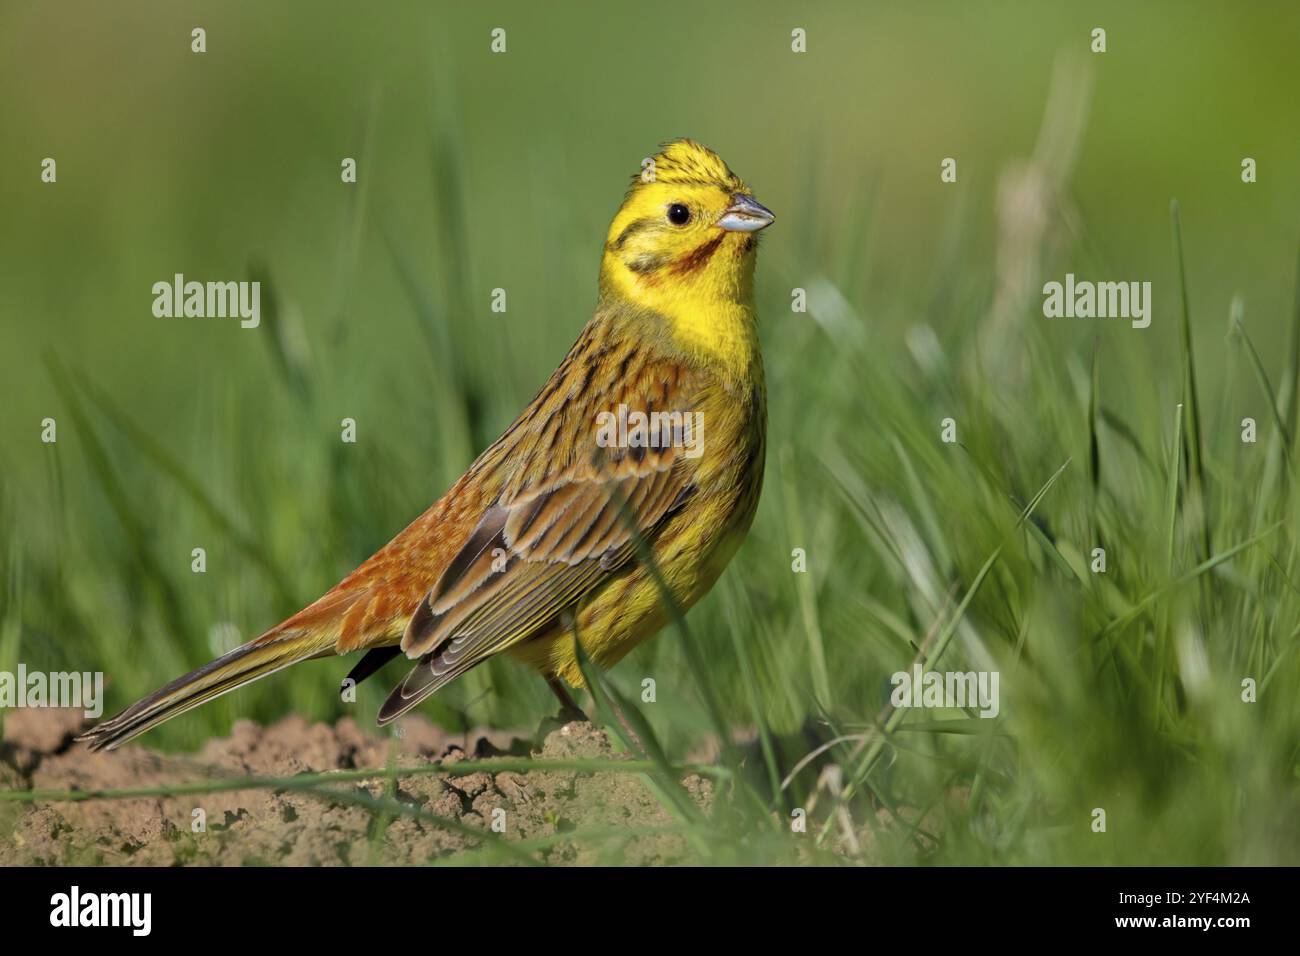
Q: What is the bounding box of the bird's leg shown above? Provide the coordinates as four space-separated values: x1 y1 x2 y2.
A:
604 695 649 759
546 676 589 724
546 675 647 758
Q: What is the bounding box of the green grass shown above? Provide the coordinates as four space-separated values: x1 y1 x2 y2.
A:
3 0 1300 865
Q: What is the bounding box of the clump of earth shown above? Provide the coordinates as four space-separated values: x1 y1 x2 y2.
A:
0 708 712 866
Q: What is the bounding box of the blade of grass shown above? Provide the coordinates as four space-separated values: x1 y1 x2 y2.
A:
1171 199 1212 561
782 445 832 708
0 756 719 803
1284 242 1300 460
1165 403 1184 575
1232 299 1295 483
569 620 705 828
599 462 735 759
1154 402 1184 722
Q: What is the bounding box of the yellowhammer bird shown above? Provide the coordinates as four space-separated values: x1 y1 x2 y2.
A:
81 139 773 751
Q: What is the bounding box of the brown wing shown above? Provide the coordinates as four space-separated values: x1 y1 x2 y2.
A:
377 322 702 723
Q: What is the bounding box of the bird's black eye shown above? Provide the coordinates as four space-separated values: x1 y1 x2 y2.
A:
667 203 691 226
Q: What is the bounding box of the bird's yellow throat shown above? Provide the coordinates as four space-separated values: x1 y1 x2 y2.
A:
599 238 760 380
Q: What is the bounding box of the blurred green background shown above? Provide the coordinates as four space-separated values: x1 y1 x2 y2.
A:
3 1 1300 864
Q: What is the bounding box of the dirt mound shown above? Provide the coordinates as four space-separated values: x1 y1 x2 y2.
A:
0 709 710 866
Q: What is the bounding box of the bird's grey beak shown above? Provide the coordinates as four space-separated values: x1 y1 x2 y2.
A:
716 193 775 232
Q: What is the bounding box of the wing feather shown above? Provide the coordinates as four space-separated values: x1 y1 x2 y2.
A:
380 327 701 720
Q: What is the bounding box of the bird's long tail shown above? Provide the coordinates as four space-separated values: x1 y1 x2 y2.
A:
77 630 334 752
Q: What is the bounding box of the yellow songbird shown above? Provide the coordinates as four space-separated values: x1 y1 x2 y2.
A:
82 139 773 751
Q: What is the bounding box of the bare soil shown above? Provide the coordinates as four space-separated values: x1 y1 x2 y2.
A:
0 708 711 866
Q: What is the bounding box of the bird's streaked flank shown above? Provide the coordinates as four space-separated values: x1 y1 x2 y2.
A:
80 140 773 751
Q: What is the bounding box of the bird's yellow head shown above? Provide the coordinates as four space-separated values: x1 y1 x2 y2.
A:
599 140 774 370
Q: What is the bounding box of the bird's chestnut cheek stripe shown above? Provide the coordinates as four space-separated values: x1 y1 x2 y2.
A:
623 234 727 283
670 233 725 277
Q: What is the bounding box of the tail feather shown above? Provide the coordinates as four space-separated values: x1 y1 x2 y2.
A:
376 649 485 725
77 632 329 752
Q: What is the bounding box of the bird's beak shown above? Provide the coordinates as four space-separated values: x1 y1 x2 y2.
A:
716 193 775 232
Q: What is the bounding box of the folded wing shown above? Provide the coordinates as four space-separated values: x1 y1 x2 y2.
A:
378 328 701 723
